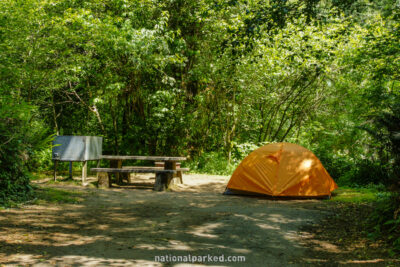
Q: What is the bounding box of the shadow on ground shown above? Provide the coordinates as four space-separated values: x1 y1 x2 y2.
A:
1 174 387 266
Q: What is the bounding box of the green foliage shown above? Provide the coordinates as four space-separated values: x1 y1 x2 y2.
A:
187 142 262 175
28 147 54 172
340 160 390 186
187 152 237 175
316 149 390 186
0 0 399 259
231 142 260 164
361 102 400 185
0 0 399 213
0 98 35 205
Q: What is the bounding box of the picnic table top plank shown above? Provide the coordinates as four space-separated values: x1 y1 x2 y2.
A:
91 167 177 173
101 155 187 161
122 166 164 170
91 167 190 173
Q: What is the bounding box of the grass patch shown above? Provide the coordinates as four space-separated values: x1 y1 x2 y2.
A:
46 178 85 187
31 172 97 188
31 172 51 180
330 186 388 203
31 171 86 181
33 187 85 204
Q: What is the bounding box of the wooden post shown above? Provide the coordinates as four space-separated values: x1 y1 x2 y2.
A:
53 160 58 181
82 161 87 185
164 161 175 187
176 162 183 183
98 172 110 188
68 161 73 179
166 161 181 185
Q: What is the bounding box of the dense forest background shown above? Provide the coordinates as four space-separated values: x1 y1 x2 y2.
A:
0 0 399 247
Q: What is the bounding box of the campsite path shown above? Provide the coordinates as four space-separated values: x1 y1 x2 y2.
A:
0 174 330 266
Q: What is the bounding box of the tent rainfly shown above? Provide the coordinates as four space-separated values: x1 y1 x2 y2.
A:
224 143 338 198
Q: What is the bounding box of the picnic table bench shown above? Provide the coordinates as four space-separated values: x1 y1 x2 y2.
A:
91 155 189 191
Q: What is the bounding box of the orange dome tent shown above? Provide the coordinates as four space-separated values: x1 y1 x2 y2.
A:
225 143 338 198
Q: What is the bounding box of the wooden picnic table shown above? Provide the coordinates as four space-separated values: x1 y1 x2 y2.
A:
98 155 187 186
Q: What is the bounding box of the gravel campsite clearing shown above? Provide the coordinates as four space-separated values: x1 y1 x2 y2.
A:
0 174 395 266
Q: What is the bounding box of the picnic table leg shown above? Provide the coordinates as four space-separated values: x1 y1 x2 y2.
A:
154 172 168 191
166 161 182 185
82 160 87 185
98 172 110 188
177 170 183 184
110 159 123 185
175 162 183 183
53 160 58 181
164 161 176 187
116 160 122 184
172 162 177 178
68 161 73 179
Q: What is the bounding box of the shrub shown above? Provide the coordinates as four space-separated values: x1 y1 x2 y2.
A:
367 193 400 255
0 97 49 206
314 147 390 187
28 147 54 172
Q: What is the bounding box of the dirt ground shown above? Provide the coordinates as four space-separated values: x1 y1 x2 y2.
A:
0 174 393 266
